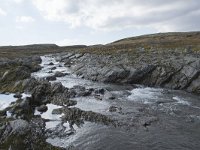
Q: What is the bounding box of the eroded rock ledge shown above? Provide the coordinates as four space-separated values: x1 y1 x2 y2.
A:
56 51 200 94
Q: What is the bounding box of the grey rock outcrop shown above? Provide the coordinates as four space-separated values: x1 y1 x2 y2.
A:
59 52 200 94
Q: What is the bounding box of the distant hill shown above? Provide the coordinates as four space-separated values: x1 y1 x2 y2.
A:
108 32 200 50
0 44 87 58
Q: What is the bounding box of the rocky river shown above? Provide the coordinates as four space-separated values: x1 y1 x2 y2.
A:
0 53 200 150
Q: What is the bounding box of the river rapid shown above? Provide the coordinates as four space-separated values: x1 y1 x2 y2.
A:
1 55 200 150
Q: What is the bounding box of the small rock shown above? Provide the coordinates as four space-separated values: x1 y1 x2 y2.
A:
48 62 54 65
94 88 105 94
141 116 158 127
109 106 122 112
65 100 77 107
52 108 63 115
46 76 56 81
94 95 103 100
65 65 71 68
51 67 57 70
72 85 92 97
37 105 48 113
54 71 68 77
13 93 22 99
47 71 53 73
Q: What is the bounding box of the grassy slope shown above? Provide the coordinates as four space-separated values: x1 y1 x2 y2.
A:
0 32 200 59
79 32 200 55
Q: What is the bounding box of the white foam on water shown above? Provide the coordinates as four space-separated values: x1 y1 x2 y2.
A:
40 56 59 66
128 87 163 104
32 56 70 79
53 76 81 89
21 93 31 99
173 96 190 106
71 97 109 113
0 94 17 110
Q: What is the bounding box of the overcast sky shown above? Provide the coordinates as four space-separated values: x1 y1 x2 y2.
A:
0 0 200 46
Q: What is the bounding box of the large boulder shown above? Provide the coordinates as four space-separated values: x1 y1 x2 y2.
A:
31 81 51 105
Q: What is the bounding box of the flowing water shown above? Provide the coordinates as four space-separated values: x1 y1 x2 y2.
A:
1 55 200 150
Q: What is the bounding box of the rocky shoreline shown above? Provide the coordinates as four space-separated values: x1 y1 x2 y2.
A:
56 51 200 94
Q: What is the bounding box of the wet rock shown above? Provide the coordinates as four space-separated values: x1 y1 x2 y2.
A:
94 95 103 101
67 100 77 106
94 88 105 94
156 99 175 105
65 64 71 68
48 62 54 65
52 108 63 115
37 105 48 113
46 75 56 81
13 93 22 99
141 116 159 127
51 67 57 70
109 106 122 112
64 59 72 65
54 71 68 77
72 85 92 97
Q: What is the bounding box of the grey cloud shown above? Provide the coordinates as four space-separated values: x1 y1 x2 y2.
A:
32 0 200 32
